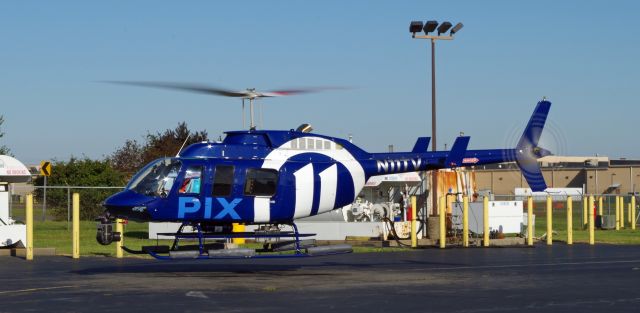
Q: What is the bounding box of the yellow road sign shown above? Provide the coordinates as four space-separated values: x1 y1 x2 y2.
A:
40 161 51 176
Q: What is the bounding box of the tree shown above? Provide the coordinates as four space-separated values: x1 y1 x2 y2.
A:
108 139 144 178
33 157 126 220
0 115 10 155
110 122 208 178
141 122 208 163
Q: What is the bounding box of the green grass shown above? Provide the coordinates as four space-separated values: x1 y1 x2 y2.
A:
532 200 640 244
30 220 409 257
33 220 173 257
26 200 640 257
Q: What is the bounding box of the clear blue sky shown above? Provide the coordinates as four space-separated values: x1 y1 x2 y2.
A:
1 1 639 164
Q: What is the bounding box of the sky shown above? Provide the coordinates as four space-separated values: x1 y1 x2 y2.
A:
1 1 639 165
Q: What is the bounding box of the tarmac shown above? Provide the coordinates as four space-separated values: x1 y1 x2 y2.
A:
1 244 640 313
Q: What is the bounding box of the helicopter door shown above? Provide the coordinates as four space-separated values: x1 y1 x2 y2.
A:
212 165 234 197
244 168 279 222
174 163 206 219
211 164 246 221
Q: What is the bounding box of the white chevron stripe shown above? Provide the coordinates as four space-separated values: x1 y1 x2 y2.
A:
254 197 271 223
317 164 337 214
293 163 314 219
255 136 366 222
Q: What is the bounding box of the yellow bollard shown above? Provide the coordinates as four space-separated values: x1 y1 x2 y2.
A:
72 193 80 259
628 202 632 225
620 197 625 229
598 196 603 216
483 196 489 247
615 196 619 227
567 196 573 245
26 194 34 261
632 196 636 230
232 223 246 245
462 196 469 248
527 196 533 246
439 196 446 249
410 196 417 248
582 197 587 229
116 218 123 258
588 195 595 245
615 196 618 225
615 196 620 231
546 196 552 245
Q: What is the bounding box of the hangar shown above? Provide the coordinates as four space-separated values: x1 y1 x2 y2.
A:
472 155 639 196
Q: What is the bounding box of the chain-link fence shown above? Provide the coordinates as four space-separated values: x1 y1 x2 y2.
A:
441 193 638 246
8 184 639 232
9 184 124 224
491 194 638 232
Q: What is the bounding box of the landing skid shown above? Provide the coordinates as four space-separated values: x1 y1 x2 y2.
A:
122 222 352 260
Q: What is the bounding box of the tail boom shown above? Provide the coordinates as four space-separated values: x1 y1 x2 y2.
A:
358 100 551 192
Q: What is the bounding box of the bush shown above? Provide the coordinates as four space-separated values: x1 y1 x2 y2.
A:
33 157 126 220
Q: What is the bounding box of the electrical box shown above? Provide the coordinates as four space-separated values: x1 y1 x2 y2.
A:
452 201 528 234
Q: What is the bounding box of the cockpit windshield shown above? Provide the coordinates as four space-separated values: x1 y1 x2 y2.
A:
127 158 182 197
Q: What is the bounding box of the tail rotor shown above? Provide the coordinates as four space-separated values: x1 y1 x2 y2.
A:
514 100 552 192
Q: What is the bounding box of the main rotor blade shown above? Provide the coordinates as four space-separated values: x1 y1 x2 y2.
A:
260 86 349 97
103 81 250 97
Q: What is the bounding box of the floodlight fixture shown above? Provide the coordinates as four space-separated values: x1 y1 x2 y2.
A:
437 22 452 35
450 22 464 35
423 20 438 34
410 21 424 34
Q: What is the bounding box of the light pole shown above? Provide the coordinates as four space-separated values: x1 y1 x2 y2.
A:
595 154 599 195
410 20 463 215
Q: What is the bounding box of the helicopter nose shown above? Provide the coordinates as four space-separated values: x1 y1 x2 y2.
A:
103 190 155 221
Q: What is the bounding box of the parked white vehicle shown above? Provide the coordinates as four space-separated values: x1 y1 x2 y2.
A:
0 155 32 247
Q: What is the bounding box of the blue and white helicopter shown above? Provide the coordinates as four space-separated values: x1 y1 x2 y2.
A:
96 82 551 259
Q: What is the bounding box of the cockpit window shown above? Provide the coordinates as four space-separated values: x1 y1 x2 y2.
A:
212 165 234 197
127 158 182 197
179 165 202 194
244 168 278 196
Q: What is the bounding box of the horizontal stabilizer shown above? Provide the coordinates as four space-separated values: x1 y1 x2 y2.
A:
411 137 431 153
444 136 470 167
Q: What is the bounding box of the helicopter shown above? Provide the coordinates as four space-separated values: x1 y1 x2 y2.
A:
96 82 552 259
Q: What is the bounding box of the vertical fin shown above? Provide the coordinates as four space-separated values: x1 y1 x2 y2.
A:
444 136 470 168
411 137 431 153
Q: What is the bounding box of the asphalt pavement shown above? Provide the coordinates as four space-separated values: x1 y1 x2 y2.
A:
1 244 640 313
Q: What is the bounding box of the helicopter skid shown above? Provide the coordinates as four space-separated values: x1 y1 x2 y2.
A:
125 222 352 260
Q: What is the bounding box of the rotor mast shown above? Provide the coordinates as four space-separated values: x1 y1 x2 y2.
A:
249 97 255 130
244 88 257 130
